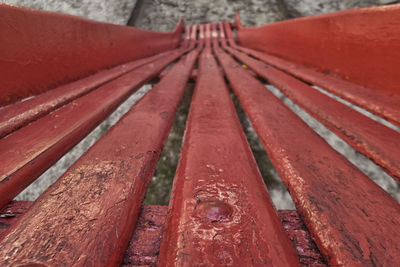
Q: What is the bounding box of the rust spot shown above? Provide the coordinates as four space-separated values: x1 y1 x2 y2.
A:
195 200 233 222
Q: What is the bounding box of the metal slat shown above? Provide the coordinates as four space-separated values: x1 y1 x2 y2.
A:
0 43 191 139
221 25 400 182
235 6 400 100
158 26 299 266
0 202 326 266
238 46 400 128
0 4 184 107
181 25 191 48
0 47 199 266
157 25 198 80
227 23 400 128
215 28 400 266
0 48 188 209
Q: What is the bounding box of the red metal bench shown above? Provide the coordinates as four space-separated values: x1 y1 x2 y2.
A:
1 3 400 266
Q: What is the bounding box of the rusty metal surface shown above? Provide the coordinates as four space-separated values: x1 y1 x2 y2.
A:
0 46 199 265
221 31 400 183
215 29 400 266
158 33 299 266
0 3 183 107
236 5 400 96
0 49 188 210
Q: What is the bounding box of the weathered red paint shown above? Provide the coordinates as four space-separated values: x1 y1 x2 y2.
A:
158 35 299 266
0 202 170 267
236 5 400 96
0 3 183 107
0 203 169 267
0 201 32 238
0 47 188 139
227 20 400 127
278 210 326 266
233 44 400 128
0 202 325 266
215 34 400 266
221 36 400 182
122 205 168 267
0 49 187 210
0 5 399 265
0 46 199 266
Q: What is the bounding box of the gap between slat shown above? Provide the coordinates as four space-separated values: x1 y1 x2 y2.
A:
15 85 152 201
264 84 400 202
311 85 400 133
229 86 295 210
144 82 194 205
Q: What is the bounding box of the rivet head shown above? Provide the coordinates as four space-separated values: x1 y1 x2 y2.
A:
195 200 233 222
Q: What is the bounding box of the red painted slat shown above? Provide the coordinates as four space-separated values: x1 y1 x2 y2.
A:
0 4 183 107
215 35 400 266
0 47 200 266
198 24 205 44
0 202 326 266
221 36 400 182
190 25 198 45
157 25 198 80
210 23 219 48
227 19 400 126
0 201 32 238
158 31 299 266
235 5 400 95
0 45 189 139
181 25 191 48
205 23 211 48
122 205 168 267
231 42 400 128
0 49 188 210
158 25 200 79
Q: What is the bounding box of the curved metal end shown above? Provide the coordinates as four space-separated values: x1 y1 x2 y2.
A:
234 13 243 29
173 18 185 33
